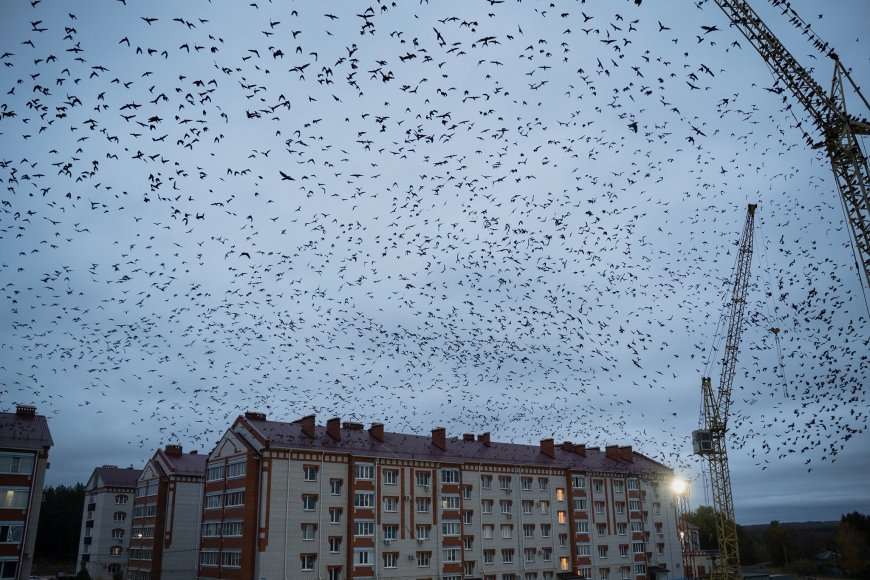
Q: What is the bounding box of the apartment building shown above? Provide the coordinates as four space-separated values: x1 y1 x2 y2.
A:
127 445 206 580
78 465 142 580
197 413 682 580
0 405 53 580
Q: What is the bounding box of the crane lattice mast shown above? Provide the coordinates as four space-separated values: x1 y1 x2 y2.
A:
693 204 756 580
709 0 870 290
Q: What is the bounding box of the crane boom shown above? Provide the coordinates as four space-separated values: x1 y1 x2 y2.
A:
709 0 870 290
693 204 756 580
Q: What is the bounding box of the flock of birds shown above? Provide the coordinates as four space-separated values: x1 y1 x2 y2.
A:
0 0 867 489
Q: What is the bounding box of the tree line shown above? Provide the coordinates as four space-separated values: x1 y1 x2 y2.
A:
684 506 870 577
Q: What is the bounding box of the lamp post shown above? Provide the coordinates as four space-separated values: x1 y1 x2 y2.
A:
672 478 696 580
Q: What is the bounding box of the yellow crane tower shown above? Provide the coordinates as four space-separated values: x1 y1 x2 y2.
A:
692 204 756 580
708 0 870 290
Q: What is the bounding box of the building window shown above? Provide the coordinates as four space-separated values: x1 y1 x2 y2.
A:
522 500 533 514
328 536 341 553
0 524 23 543
559 533 568 547
573 475 586 489
354 521 374 537
222 551 242 568
483 549 495 564
599 545 609 558
301 554 317 571
498 476 511 490
328 567 342 580
0 454 34 475
557 511 567 524
500 500 512 514
579 544 591 556
635 564 646 576
541 523 551 538
383 524 398 540
0 489 28 509
415 471 431 487
542 547 552 561
302 523 317 540
354 492 374 508
600 567 611 580
482 499 493 513
575 521 588 534
204 493 221 509
501 524 512 539
556 487 565 501
302 494 318 511
538 477 549 491
111 528 124 539
109 546 123 556
383 552 398 568
114 494 128 505
206 464 224 481
629 500 641 511
593 480 604 493
462 485 472 499
560 557 571 571
633 542 645 554
113 511 126 522
416 524 430 540
525 547 536 563
329 507 342 524
463 510 473 525
464 536 473 550
303 465 318 482
523 524 535 538
481 474 492 489
441 468 460 483
444 548 460 562
574 498 588 510
226 460 246 479
416 551 431 567
595 501 605 514
329 478 342 495
442 495 460 510
502 549 514 564
613 481 624 493
627 479 638 490
224 490 245 507
540 500 550 515
617 522 627 535
442 521 461 536
653 502 661 515
631 521 643 532
483 524 494 539
355 463 374 480
597 523 607 536
521 477 532 491
383 496 398 512
619 545 629 558
384 469 398 485
199 550 218 566
415 497 431 513
201 522 220 537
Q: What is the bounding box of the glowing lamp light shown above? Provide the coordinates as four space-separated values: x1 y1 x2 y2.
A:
671 478 688 495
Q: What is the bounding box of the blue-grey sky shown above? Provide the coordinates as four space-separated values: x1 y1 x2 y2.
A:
1 0 868 525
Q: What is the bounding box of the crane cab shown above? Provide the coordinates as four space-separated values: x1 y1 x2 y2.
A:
692 429 714 455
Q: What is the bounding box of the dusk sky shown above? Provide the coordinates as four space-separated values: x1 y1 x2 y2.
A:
1 0 868 526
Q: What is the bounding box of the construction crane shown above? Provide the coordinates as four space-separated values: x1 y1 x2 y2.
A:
692 203 756 580
708 0 870 290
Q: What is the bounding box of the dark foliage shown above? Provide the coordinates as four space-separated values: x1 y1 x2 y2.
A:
34 484 86 562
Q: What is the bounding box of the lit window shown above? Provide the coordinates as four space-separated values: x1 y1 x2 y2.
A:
557 511 567 524
555 488 565 501
560 556 570 571
1 488 30 509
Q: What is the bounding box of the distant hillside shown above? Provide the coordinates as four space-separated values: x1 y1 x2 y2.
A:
741 520 839 563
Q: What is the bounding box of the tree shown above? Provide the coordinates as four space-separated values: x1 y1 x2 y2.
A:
761 520 795 567
34 483 86 565
684 505 719 550
836 511 870 577
74 563 92 580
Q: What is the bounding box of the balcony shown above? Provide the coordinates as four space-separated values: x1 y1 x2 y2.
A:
85 520 94 528
87 503 96 512
83 537 92 545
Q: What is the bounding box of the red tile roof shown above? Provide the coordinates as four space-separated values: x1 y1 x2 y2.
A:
93 466 143 488
241 416 671 476
0 409 53 451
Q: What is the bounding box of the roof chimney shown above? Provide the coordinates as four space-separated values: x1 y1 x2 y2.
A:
190 450 198 455
343 421 363 430
244 411 266 421
574 444 586 457
294 415 316 439
463 433 475 442
618 446 633 463
369 422 384 442
540 438 555 459
165 444 183 456
15 405 36 418
431 427 447 451
327 417 341 441
562 441 574 453
478 432 491 447
605 445 619 461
